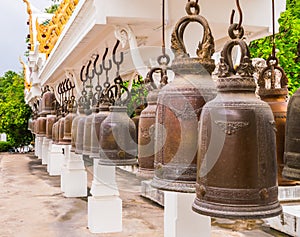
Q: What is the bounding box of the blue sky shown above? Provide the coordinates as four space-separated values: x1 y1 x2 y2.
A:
0 0 53 76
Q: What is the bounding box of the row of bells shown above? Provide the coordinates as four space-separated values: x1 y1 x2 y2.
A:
28 2 300 219
28 77 300 220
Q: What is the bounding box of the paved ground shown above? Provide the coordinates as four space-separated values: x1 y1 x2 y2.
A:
0 153 289 237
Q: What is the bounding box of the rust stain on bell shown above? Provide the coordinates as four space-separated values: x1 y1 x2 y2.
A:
151 1 216 192
283 88 300 180
192 31 282 219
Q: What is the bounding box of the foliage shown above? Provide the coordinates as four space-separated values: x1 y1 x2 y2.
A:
122 76 148 117
0 71 33 147
44 0 60 14
0 141 13 152
249 0 300 94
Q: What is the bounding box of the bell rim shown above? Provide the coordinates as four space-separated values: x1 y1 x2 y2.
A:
150 176 196 193
98 158 137 166
192 198 282 219
282 166 300 181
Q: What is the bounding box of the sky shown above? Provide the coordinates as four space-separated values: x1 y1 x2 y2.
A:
0 0 54 77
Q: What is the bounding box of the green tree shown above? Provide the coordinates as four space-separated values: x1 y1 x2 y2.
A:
0 71 33 147
249 0 300 94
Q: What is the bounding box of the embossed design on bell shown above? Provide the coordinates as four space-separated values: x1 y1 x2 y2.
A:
192 7 282 218
214 121 249 135
150 0 216 192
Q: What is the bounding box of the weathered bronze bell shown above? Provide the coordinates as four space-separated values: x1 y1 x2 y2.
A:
282 88 300 180
151 1 216 192
46 113 57 140
258 58 298 185
90 104 110 158
58 117 68 145
137 90 159 179
75 109 91 154
41 86 56 115
52 119 60 144
83 106 97 156
132 106 144 143
99 105 137 166
63 107 77 141
36 115 47 137
71 107 85 152
192 36 282 219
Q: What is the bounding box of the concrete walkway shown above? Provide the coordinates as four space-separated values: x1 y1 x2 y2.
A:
0 153 288 237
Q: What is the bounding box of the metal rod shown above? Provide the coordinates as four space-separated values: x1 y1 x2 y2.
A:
272 0 276 57
230 0 243 29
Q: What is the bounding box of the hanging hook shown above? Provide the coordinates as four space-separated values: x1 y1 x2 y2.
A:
80 65 86 82
85 60 95 80
93 53 103 76
230 0 243 30
112 40 124 75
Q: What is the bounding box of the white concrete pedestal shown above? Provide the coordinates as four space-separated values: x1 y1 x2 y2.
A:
41 137 50 165
62 151 87 197
88 161 122 233
34 137 38 157
266 185 300 236
164 192 211 237
37 136 44 159
47 143 64 176
60 145 70 193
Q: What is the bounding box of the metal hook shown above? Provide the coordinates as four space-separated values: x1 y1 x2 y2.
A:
80 65 86 82
112 40 124 66
230 0 243 30
85 60 95 80
93 53 103 76
102 48 112 71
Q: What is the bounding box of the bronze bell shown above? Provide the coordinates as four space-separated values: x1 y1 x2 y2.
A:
71 107 85 152
41 86 56 115
46 113 57 139
75 109 90 154
132 105 145 143
258 58 298 185
52 119 60 144
63 107 77 141
282 88 300 180
36 115 47 137
99 105 137 166
90 104 110 158
192 35 282 219
83 106 97 156
137 89 159 179
151 1 216 192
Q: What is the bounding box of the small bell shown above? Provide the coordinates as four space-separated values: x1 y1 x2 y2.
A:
90 104 110 158
71 107 85 152
99 105 137 166
282 88 300 180
83 106 98 156
192 28 282 219
137 89 159 179
258 58 298 185
41 86 56 115
63 105 77 141
75 108 91 154
36 115 47 137
46 113 57 140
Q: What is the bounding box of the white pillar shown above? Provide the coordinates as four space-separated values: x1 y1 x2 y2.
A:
88 159 122 233
62 149 87 197
37 136 44 160
164 192 211 237
34 137 38 157
47 143 64 176
41 137 50 165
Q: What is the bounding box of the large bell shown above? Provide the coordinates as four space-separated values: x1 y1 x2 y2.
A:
71 107 85 152
90 104 110 158
52 119 60 144
137 89 159 179
132 105 144 143
282 88 300 180
150 2 216 192
99 105 137 166
83 106 97 156
258 59 298 185
58 116 71 145
192 36 282 219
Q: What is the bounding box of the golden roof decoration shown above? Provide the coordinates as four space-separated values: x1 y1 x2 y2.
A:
23 0 34 51
19 57 32 92
36 0 79 58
